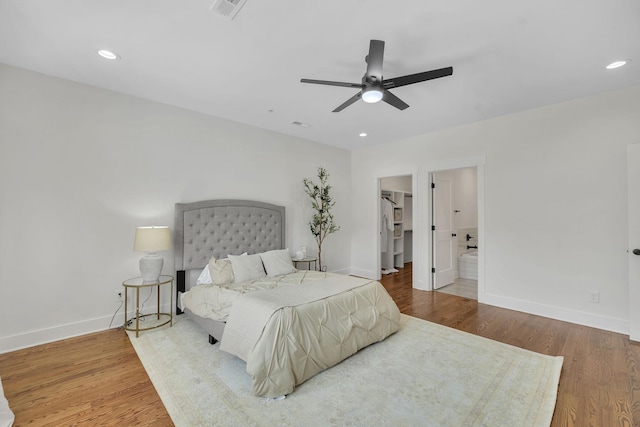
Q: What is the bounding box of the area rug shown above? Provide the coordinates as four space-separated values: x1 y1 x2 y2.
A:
128 315 562 427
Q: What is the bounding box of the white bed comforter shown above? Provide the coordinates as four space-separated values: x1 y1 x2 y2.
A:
219 273 401 397
180 270 330 321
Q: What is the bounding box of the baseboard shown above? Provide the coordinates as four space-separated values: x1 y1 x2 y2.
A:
480 293 629 336
0 303 173 354
0 315 115 354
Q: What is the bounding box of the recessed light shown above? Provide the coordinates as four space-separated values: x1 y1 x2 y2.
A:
98 49 119 60
359 132 368 137
606 60 628 69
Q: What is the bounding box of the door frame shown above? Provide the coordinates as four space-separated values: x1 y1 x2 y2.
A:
627 144 640 341
417 157 486 300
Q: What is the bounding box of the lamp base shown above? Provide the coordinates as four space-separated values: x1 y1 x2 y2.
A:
139 254 164 283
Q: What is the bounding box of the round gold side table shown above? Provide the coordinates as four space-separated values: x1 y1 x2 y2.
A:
122 275 173 337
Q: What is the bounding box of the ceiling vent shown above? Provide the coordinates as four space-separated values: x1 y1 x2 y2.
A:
210 0 247 20
291 121 311 128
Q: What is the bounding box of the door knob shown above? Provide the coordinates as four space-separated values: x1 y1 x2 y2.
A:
634 249 640 255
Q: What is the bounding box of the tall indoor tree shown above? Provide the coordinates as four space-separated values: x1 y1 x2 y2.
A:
303 167 340 271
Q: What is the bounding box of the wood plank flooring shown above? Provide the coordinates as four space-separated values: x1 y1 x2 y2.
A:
0 328 172 426
435 277 478 300
1 262 639 426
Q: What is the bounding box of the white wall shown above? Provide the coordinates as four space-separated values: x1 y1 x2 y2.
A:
351 85 640 334
0 64 351 352
380 175 412 193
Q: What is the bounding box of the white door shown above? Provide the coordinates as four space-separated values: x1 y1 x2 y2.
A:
628 144 640 341
433 173 455 289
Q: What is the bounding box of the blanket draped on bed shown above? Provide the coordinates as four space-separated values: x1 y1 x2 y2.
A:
220 274 400 397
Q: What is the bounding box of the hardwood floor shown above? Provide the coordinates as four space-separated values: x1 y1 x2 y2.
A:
1 263 639 426
435 277 478 300
0 328 172 426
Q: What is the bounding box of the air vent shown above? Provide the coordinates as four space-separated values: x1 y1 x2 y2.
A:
291 121 311 128
210 0 247 20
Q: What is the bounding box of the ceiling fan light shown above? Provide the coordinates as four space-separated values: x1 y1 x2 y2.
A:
362 88 383 103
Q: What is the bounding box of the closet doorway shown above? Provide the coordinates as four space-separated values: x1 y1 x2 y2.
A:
380 175 413 277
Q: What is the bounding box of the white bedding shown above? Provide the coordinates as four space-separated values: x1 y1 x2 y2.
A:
220 273 401 397
219 273 391 361
180 270 331 321
181 270 401 397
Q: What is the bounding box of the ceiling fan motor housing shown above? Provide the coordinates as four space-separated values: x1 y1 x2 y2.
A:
361 75 384 103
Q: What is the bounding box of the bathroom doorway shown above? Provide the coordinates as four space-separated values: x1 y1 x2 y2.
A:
431 167 478 299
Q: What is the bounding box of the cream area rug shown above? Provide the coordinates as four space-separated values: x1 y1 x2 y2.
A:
128 314 562 427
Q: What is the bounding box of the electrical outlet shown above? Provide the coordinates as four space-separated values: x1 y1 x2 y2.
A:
588 290 599 303
115 289 123 302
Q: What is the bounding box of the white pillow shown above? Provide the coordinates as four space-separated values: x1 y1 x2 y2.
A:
208 256 235 285
228 253 266 283
196 265 212 285
195 252 247 286
259 249 296 277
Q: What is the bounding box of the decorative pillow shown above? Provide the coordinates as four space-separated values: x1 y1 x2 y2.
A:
208 256 235 285
196 265 212 285
259 249 296 277
228 253 266 283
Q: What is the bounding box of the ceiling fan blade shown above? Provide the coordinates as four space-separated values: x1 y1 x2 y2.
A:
382 90 409 110
301 78 362 89
383 66 453 89
333 92 362 112
365 40 385 80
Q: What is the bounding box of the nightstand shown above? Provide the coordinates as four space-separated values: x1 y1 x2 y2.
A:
123 275 173 337
292 257 317 271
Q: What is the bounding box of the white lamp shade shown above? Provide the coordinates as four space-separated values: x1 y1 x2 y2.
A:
134 226 171 253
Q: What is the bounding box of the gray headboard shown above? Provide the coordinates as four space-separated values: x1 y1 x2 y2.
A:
174 199 286 314
174 199 286 271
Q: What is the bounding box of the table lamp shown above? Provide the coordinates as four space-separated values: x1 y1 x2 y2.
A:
134 226 171 283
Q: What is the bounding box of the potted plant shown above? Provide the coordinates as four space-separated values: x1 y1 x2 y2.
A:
303 167 340 271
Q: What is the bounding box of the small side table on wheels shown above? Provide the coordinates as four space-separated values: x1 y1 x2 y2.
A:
123 275 173 337
292 257 317 271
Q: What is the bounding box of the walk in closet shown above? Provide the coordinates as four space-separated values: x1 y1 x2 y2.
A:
381 177 412 273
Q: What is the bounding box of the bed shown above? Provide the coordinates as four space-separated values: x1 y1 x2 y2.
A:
174 199 400 398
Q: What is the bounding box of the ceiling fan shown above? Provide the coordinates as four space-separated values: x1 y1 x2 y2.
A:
301 39 453 112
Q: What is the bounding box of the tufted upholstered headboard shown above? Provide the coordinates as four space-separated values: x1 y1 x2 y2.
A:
174 199 286 313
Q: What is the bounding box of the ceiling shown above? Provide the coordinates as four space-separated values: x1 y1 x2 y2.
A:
0 0 638 150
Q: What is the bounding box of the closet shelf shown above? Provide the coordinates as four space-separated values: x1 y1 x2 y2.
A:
381 189 407 269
